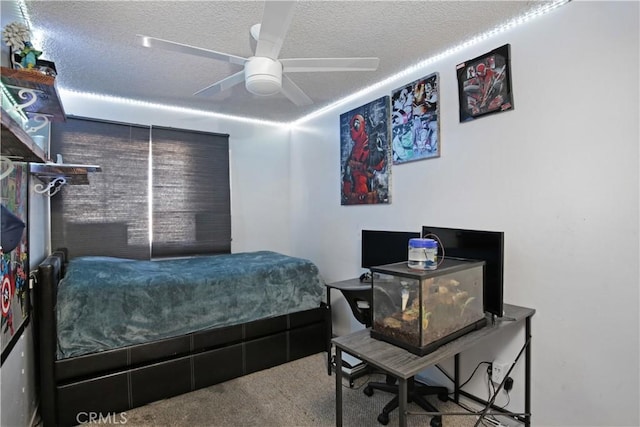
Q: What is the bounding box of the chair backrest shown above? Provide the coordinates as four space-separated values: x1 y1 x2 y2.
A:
339 288 372 327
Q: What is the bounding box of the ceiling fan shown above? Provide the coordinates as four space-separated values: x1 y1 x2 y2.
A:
137 0 379 106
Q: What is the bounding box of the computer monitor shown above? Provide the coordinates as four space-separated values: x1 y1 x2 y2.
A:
422 226 504 318
361 230 420 269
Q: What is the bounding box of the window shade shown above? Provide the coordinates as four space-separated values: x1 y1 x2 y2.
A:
49 118 231 260
150 126 231 258
50 117 150 259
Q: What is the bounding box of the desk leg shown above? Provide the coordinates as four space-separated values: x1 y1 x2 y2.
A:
525 316 532 427
398 377 407 427
335 347 343 427
326 288 333 376
454 353 460 403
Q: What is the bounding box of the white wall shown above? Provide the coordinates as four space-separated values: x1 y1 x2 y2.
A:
289 1 639 426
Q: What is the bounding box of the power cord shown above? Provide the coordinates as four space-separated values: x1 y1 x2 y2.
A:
458 360 492 389
488 378 511 408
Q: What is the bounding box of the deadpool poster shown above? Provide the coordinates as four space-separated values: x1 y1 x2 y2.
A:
339 96 391 205
456 44 514 122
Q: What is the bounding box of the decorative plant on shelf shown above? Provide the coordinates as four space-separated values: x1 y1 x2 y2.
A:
2 21 41 70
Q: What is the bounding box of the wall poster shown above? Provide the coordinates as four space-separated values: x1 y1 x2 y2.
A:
1 162 29 363
456 44 514 122
391 72 440 164
340 96 391 205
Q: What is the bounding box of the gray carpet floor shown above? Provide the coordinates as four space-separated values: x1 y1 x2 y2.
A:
121 353 481 427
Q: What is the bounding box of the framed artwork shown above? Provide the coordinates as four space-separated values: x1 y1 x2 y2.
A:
391 72 440 164
340 96 391 205
456 44 513 122
1 163 29 363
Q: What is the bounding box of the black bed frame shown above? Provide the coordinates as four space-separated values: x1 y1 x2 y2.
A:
34 250 328 427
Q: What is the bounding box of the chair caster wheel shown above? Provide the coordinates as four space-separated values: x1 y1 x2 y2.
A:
430 415 442 427
438 393 448 402
377 413 390 425
363 386 373 397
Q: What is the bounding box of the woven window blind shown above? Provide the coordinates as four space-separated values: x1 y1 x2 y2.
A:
150 126 231 258
50 117 150 259
50 118 231 260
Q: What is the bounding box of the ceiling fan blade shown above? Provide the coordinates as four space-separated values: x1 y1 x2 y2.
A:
255 1 297 60
193 71 246 96
280 75 313 106
138 34 247 66
281 57 380 73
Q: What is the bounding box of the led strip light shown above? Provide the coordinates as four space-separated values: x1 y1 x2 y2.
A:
17 0 570 129
292 0 570 127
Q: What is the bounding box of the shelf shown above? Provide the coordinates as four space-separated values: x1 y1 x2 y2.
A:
1 66 66 163
0 66 66 120
30 163 102 185
1 110 49 162
1 67 102 188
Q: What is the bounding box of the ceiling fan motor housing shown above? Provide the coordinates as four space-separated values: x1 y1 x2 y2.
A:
245 56 283 96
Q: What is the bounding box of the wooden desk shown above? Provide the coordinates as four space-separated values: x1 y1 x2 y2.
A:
332 304 535 427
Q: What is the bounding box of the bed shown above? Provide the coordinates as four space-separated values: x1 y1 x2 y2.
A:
34 249 328 427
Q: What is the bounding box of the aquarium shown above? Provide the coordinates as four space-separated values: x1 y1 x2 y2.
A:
370 258 487 356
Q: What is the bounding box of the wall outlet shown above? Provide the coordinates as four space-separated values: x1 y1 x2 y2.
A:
491 360 510 384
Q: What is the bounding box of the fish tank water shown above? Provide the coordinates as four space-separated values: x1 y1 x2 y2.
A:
370 258 487 356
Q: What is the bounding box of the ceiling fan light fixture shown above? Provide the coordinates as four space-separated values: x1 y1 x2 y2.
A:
245 56 282 96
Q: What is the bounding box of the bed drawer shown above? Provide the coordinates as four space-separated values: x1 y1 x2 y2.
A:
289 322 326 360
193 343 244 389
245 331 288 373
130 356 192 408
57 372 129 427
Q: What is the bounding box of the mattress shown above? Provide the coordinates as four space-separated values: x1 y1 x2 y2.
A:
55 251 325 359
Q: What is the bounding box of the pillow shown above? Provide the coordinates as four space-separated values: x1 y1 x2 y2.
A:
1 205 26 253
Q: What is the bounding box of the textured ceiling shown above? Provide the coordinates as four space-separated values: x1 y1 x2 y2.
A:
22 1 555 123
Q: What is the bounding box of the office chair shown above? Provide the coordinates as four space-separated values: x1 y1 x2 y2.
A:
363 376 448 426
361 286 448 426
329 283 374 386
340 286 372 327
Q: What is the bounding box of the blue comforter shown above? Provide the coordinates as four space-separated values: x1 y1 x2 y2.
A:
56 251 325 359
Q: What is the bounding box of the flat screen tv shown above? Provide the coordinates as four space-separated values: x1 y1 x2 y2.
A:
422 226 504 318
361 230 420 269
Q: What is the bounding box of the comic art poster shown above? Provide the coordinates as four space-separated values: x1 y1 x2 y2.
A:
391 72 440 164
456 44 514 122
1 162 29 360
340 96 391 205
